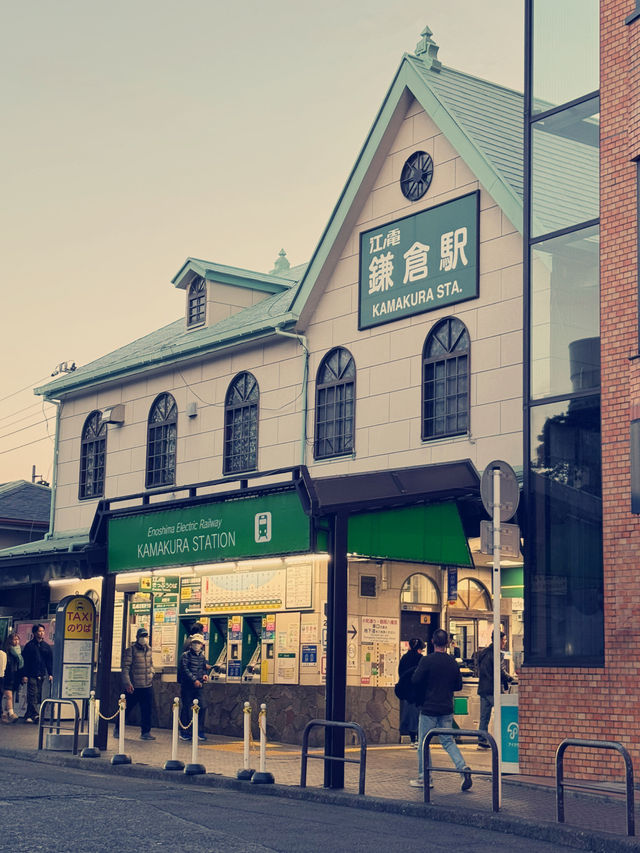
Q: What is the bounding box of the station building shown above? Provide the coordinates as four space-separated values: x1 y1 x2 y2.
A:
0 27 525 747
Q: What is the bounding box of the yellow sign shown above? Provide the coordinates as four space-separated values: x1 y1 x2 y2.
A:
64 596 95 639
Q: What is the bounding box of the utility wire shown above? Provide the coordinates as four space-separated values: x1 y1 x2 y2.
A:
0 417 49 443
0 376 49 406
0 434 51 456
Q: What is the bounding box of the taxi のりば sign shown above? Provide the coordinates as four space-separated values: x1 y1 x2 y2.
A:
52 595 97 700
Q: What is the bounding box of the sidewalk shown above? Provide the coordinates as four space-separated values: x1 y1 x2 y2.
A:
1 719 637 852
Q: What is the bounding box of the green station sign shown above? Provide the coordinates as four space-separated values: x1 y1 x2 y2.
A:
359 191 479 329
108 490 311 573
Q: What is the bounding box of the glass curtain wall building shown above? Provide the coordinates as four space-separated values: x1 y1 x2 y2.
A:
524 0 603 664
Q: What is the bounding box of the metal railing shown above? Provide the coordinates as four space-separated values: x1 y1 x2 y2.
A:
300 720 367 795
37 699 82 755
422 728 500 811
556 738 635 837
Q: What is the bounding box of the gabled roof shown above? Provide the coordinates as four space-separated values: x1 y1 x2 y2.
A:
288 49 523 323
0 481 51 525
35 29 524 401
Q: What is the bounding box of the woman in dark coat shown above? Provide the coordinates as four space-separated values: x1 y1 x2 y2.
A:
398 637 425 746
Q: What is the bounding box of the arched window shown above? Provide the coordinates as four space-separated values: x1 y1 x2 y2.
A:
79 411 106 499
451 578 492 611
187 276 206 327
400 573 440 608
314 347 355 460
224 372 259 475
422 317 470 440
146 393 177 488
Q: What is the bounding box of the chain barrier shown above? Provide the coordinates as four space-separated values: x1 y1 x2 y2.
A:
95 693 125 722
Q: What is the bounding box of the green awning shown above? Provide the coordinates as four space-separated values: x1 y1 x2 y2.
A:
347 502 472 567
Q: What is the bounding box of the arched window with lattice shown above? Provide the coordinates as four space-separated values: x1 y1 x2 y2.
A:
79 411 106 499
422 317 470 439
146 393 177 488
314 347 355 460
224 372 259 475
187 276 206 327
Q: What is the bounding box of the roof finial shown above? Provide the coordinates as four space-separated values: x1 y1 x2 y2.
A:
270 248 291 276
415 26 442 73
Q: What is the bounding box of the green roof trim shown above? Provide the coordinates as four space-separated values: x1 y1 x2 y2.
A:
172 257 293 294
289 52 523 321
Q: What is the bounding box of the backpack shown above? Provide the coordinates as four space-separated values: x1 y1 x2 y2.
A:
394 665 422 704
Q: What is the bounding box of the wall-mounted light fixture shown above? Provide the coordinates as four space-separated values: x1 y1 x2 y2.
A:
101 404 125 426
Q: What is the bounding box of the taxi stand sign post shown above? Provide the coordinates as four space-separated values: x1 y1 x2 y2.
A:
52 595 97 702
480 460 519 808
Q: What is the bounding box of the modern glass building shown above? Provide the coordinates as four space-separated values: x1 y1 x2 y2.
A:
524 0 602 667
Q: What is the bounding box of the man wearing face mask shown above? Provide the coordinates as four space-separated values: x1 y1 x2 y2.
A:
178 634 211 742
116 627 155 741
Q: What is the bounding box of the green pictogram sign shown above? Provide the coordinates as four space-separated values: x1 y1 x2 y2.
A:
359 191 479 329
108 490 311 573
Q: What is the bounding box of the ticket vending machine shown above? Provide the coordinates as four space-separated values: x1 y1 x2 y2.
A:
242 617 262 682
209 617 228 682
260 613 276 684
226 615 243 682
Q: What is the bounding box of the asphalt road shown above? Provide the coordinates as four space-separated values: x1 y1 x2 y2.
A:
0 756 581 853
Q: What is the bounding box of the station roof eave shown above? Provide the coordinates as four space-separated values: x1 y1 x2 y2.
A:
0 530 106 589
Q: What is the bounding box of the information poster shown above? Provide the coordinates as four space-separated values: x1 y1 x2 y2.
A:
285 562 313 609
179 577 202 615
153 593 178 666
360 617 399 687
275 611 300 683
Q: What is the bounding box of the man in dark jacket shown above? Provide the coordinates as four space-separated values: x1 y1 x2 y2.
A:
477 631 514 749
178 633 211 741
21 624 53 723
410 628 472 791
115 627 155 740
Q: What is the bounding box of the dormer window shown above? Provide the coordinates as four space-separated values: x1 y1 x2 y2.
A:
187 277 206 327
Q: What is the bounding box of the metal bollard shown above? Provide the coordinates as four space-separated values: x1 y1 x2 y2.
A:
251 703 274 784
111 693 131 765
164 696 184 771
237 701 255 780
81 691 100 758
184 699 206 775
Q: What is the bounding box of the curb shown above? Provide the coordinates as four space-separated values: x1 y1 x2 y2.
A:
2 747 637 853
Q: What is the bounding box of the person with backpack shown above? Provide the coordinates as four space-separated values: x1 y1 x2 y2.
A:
476 631 514 749
398 638 425 747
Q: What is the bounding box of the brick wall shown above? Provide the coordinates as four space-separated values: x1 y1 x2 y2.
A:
520 0 640 778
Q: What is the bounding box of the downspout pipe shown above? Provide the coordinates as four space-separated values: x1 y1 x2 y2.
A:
274 327 309 466
44 398 62 539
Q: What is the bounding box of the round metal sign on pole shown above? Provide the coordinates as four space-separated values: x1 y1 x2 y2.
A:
480 460 519 522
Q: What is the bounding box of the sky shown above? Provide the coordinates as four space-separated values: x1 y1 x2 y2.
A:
0 0 523 486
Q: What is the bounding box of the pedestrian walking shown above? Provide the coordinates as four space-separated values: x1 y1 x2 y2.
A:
398 638 425 747
178 633 211 742
21 624 53 723
476 630 514 749
410 627 472 791
116 627 156 740
2 632 23 723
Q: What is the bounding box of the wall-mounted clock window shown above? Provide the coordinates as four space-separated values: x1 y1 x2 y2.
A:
400 151 434 201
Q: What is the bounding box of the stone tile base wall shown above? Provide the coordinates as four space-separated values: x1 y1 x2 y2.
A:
107 679 401 746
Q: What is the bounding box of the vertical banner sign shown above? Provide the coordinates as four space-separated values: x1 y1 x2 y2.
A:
447 566 458 604
359 191 479 329
52 595 96 701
